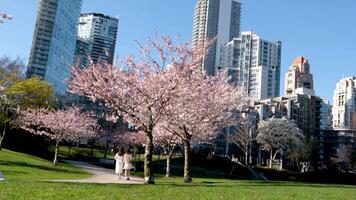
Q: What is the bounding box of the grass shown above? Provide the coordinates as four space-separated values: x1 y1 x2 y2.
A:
1 149 356 200
0 149 91 181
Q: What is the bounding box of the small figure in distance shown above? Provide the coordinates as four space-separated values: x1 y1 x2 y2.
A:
114 147 125 180
123 148 133 180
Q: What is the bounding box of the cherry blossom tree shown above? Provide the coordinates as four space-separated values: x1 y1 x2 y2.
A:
256 118 304 169
228 116 257 165
160 67 244 183
68 35 209 184
110 131 146 148
0 13 12 25
18 107 98 165
153 125 180 177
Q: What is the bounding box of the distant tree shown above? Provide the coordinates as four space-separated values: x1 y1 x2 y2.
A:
256 118 304 169
17 107 98 165
0 78 54 149
0 56 24 87
228 116 257 165
331 144 355 172
5 77 54 108
153 125 180 177
111 131 146 148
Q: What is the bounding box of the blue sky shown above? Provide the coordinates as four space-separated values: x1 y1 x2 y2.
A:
0 0 355 102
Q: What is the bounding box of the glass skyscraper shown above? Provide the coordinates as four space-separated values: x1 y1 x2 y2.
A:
27 0 83 95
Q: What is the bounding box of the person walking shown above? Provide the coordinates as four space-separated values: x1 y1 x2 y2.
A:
123 148 133 180
114 148 125 180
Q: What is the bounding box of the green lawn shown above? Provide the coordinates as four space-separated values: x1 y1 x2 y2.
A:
0 149 91 181
1 149 356 200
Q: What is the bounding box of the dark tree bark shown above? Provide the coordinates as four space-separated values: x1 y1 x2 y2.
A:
144 128 155 184
183 140 192 183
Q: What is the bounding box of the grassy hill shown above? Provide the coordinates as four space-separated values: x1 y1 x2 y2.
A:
0 149 90 181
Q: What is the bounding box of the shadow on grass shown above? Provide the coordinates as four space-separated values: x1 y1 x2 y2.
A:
155 181 356 189
1 170 29 175
0 160 83 174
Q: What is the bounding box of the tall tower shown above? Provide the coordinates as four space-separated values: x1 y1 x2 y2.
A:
27 0 83 95
284 56 314 96
77 13 119 64
220 31 282 100
192 0 241 75
332 77 356 130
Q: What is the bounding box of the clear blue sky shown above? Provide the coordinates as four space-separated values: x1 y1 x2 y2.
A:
0 0 356 102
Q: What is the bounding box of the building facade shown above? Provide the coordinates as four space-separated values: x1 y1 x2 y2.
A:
220 31 282 100
332 77 356 130
27 0 83 95
285 56 314 96
192 0 241 75
255 94 322 136
77 13 119 64
320 99 333 131
73 38 90 67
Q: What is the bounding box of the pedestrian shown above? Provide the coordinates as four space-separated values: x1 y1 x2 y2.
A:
114 147 125 180
123 148 133 180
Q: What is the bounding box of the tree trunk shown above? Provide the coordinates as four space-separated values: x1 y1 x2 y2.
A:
166 147 175 177
249 143 253 165
53 140 59 166
166 155 172 177
144 129 154 184
67 145 72 157
0 122 7 150
245 151 248 165
279 150 283 170
90 140 95 158
258 147 261 164
103 143 108 159
183 140 192 183
269 150 273 168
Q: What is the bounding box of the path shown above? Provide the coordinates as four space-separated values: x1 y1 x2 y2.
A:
52 160 144 184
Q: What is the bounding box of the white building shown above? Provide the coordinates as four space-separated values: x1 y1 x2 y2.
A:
285 56 315 96
77 13 119 64
220 31 282 100
332 77 356 130
192 0 241 75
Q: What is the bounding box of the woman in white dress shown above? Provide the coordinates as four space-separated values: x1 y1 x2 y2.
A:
123 148 133 180
114 148 125 180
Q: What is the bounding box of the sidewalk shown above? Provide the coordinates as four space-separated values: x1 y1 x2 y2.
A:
51 160 144 184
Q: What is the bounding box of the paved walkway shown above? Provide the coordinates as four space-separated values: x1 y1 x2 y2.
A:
52 160 144 184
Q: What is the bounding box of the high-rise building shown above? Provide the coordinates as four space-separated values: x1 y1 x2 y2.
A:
73 38 90 67
77 13 119 64
192 0 241 75
320 99 333 131
27 0 83 95
332 77 356 130
285 56 314 96
220 31 282 100
255 94 322 136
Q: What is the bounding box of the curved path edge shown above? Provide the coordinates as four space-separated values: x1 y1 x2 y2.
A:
50 160 144 184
